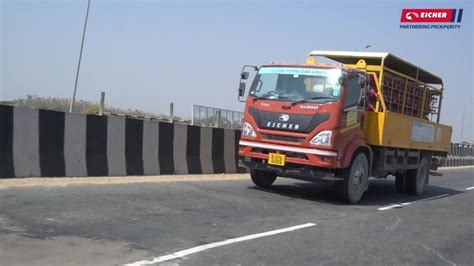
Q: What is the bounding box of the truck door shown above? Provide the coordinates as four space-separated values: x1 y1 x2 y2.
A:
340 73 367 137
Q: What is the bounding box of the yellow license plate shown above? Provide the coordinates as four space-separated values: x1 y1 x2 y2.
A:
268 153 285 166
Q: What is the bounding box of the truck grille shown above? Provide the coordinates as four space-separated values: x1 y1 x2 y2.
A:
260 134 305 143
248 108 330 133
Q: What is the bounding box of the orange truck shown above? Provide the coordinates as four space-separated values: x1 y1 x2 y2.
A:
237 51 452 203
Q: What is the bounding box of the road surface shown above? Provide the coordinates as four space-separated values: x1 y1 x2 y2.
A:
0 168 473 265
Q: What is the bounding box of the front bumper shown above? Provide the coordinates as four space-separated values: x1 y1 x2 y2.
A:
239 158 343 182
239 139 338 168
239 140 337 156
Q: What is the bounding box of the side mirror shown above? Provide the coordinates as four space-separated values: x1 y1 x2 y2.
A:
238 82 246 97
338 76 344 85
238 65 258 102
241 72 249 80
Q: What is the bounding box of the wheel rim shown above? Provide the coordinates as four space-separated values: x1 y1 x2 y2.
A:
353 166 365 193
417 163 427 190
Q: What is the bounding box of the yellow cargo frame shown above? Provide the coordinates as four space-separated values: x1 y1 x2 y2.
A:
308 51 452 153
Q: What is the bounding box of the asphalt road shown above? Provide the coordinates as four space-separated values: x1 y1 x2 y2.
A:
0 168 473 266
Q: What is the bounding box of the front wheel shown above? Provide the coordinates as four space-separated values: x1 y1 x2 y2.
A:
340 153 369 204
250 170 277 188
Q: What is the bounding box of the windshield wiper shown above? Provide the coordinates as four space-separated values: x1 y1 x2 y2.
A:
290 96 335 106
252 91 288 102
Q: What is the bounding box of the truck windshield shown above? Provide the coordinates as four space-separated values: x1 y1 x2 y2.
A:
249 67 343 103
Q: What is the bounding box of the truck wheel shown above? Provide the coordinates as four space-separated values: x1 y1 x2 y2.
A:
406 156 429 195
250 170 276 188
395 173 407 194
340 153 369 204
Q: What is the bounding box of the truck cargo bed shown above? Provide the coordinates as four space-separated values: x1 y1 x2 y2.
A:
363 111 451 153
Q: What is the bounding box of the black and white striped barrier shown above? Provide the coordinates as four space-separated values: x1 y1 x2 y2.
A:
1 105 472 178
0 105 245 178
443 143 473 167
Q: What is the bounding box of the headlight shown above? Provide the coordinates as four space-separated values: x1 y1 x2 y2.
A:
242 122 257 138
310 130 332 146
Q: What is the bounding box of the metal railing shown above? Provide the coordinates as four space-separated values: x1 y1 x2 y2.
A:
192 104 243 129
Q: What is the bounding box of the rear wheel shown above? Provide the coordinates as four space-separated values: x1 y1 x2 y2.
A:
250 170 277 188
406 156 429 195
340 153 369 204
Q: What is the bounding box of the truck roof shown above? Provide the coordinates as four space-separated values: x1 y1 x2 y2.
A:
261 63 343 69
308 50 443 85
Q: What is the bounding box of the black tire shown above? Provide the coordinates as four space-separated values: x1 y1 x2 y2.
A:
250 170 277 188
406 156 429 195
340 153 369 204
395 173 407 194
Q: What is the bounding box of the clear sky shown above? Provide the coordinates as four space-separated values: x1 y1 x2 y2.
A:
1 0 473 142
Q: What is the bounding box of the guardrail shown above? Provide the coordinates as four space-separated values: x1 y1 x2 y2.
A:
191 104 243 130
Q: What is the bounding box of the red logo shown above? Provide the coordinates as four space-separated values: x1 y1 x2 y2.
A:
401 9 455 23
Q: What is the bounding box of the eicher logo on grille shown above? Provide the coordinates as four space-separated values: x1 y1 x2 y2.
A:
267 115 300 130
266 121 300 130
279 114 289 122
400 8 463 30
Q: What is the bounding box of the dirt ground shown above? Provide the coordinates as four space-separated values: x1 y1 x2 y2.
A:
0 173 249 189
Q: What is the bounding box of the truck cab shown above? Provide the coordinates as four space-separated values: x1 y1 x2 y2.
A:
238 51 452 203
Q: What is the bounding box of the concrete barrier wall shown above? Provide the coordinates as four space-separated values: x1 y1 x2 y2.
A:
443 143 474 167
0 106 244 178
0 105 472 178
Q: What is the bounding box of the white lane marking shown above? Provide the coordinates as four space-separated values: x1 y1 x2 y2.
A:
438 165 474 170
125 223 316 266
378 204 403 211
377 194 449 211
466 186 474 190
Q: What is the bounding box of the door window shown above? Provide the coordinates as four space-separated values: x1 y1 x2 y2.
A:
344 76 362 108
